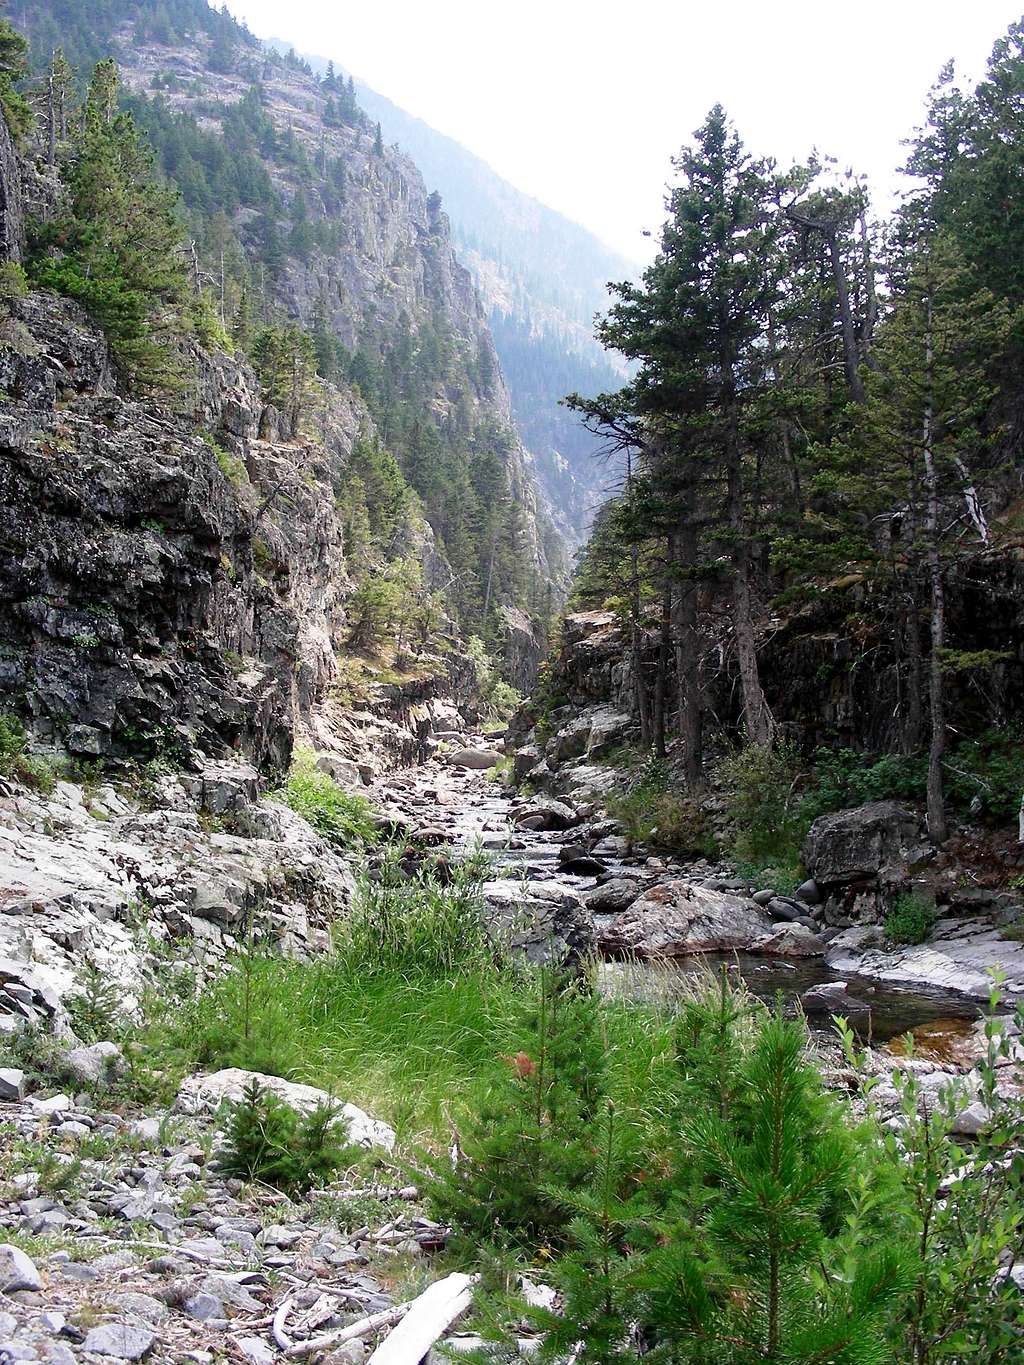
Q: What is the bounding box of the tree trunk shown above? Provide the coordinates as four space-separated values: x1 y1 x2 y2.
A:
652 540 673 759
922 296 947 844
827 226 866 403
46 73 56 167
902 585 924 755
674 522 703 787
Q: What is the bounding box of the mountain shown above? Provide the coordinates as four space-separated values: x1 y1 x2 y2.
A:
268 42 638 540
1 0 576 777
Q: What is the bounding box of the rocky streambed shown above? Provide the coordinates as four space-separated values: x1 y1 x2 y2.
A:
366 744 1024 1044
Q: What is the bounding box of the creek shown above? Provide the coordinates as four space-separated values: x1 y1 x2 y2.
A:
369 744 984 1052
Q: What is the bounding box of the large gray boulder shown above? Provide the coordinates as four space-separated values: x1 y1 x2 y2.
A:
596 881 772 958
448 748 501 770
802 801 929 888
175 1068 395 1151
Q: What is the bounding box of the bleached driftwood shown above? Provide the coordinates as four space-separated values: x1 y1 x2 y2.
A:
284 1304 409 1358
366 1272 478 1365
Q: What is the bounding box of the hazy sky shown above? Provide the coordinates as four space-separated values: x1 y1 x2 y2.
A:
224 0 1023 262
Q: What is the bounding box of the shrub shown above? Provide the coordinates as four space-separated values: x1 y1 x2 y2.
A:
0 714 58 794
0 261 28 304
719 739 805 872
274 748 378 848
66 964 128 1044
219 1078 357 1193
884 892 937 945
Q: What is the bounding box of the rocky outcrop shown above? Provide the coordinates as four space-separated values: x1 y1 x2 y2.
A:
0 107 22 263
0 763 356 1034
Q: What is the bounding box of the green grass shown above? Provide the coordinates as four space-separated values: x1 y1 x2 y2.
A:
272 747 380 848
134 857 680 1150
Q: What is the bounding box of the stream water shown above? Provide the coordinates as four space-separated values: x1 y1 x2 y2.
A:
373 754 982 1051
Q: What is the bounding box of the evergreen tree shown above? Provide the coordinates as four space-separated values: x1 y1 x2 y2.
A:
28 59 189 390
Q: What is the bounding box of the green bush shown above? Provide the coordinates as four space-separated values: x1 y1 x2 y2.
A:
719 740 805 877
424 970 608 1251
219 1078 357 1194
274 748 379 848
0 714 57 794
884 892 937 946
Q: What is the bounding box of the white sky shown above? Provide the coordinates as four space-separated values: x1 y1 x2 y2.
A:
224 0 1024 262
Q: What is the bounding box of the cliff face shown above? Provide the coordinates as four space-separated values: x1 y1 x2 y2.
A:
109 27 564 594
0 105 21 262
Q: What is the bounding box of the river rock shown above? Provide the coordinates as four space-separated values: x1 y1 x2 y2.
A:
448 748 501 770
803 801 930 888
800 981 871 1016
511 798 578 831
596 881 772 957
754 923 827 957
795 879 822 905
175 1070 395 1151
583 879 641 913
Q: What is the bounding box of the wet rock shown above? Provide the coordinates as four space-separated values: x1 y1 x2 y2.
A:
800 981 871 1016
559 855 608 877
0 1245 42 1294
596 882 772 958
175 1069 395 1150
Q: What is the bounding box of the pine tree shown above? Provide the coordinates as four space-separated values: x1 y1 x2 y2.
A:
28 59 189 390
0 5 31 143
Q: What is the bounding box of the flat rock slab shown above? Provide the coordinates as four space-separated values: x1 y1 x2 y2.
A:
596 881 772 957
83 1323 155 1359
175 1069 395 1151
826 922 1024 999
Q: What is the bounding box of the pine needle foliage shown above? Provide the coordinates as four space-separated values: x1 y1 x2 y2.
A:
219 1078 358 1194
424 968 609 1252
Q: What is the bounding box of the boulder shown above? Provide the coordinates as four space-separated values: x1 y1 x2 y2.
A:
61 1041 125 1088
315 755 364 788
174 1068 395 1151
753 923 827 957
512 744 541 785
0 1243 43 1293
596 881 773 958
803 802 929 888
0 1067 24 1101
583 878 641 914
448 749 501 771
511 799 578 832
